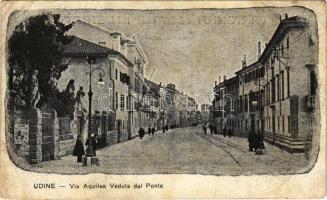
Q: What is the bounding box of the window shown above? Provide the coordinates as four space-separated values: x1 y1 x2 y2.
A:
287 67 290 97
309 68 317 96
245 95 248 112
115 69 118 80
126 96 129 110
288 115 291 133
115 92 118 110
272 78 276 103
239 96 243 112
120 94 125 111
261 67 265 77
282 116 285 133
278 116 280 131
287 37 290 49
277 75 280 101
281 71 284 99
98 41 106 45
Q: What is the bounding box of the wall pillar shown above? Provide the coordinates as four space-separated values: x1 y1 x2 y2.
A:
28 108 42 164
51 110 60 160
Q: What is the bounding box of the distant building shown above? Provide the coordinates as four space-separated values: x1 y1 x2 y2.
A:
200 103 211 123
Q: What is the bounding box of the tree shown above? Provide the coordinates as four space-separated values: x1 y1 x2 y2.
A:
8 13 73 111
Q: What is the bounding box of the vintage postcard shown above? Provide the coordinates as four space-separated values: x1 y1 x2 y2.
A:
0 1 326 199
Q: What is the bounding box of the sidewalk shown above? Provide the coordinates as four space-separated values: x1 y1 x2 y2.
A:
200 132 310 175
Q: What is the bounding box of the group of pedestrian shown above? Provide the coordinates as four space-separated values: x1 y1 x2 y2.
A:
222 127 233 138
73 134 98 164
162 125 168 133
248 131 265 153
203 122 218 135
148 127 156 136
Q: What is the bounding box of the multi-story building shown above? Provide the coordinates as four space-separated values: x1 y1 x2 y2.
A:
67 19 148 139
144 78 161 130
212 15 318 152
212 75 239 135
259 15 318 152
165 83 198 128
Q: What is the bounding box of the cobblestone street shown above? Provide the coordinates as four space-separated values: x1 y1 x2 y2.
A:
36 126 308 175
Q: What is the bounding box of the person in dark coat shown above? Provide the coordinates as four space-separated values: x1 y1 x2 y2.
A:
203 123 207 134
139 128 145 139
213 126 218 134
227 128 232 138
253 133 260 151
148 127 151 135
258 133 265 149
248 131 254 151
85 134 97 156
151 127 155 135
165 125 168 131
209 124 213 135
163 125 166 133
73 135 85 163
223 127 227 137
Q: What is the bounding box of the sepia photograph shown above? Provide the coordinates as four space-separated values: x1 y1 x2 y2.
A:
5 6 321 177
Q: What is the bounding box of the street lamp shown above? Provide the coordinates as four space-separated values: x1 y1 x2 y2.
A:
85 56 106 158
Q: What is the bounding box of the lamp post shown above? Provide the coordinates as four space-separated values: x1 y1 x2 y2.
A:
85 56 105 157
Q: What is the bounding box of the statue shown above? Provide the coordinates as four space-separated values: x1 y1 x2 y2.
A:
48 71 59 91
75 86 87 117
30 69 40 109
65 79 75 96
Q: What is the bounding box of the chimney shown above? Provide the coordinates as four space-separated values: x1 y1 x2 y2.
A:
265 43 268 48
258 42 261 59
279 14 282 22
215 81 217 86
219 76 221 84
242 54 247 68
285 13 288 19
223 75 226 81
159 82 162 86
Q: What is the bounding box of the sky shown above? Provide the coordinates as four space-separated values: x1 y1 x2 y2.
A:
8 7 317 105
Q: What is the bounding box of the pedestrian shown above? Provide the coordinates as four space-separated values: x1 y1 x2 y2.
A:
139 127 145 139
85 134 97 156
73 135 85 163
213 126 218 134
165 125 168 131
148 127 151 135
163 125 166 133
151 127 155 135
209 124 213 135
203 123 207 135
248 131 254 151
227 128 232 138
223 126 227 137
253 133 260 151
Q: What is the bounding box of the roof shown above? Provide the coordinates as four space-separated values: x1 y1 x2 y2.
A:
72 19 147 63
63 36 133 67
63 36 115 57
145 79 160 97
235 16 307 74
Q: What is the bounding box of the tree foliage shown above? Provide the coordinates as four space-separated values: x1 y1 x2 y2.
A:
8 13 75 116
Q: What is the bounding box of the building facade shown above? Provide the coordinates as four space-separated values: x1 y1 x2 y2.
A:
212 15 319 152
67 19 148 139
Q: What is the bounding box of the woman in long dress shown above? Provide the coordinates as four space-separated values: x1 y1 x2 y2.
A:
73 135 85 163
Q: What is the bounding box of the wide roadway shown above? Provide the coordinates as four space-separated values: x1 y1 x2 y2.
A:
39 126 307 175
